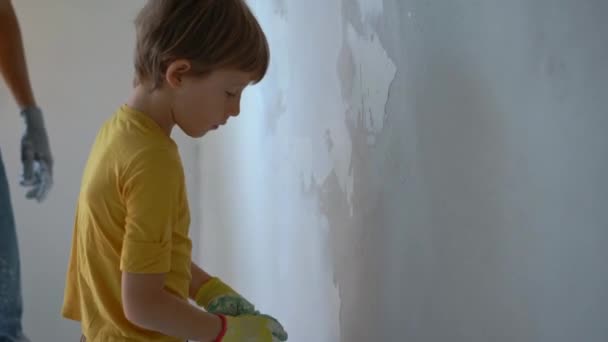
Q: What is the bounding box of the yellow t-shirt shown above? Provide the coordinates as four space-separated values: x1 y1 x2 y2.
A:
62 105 192 341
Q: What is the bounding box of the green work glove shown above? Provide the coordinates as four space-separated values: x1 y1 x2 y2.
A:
20 106 53 202
216 314 288 342
196 277 288 340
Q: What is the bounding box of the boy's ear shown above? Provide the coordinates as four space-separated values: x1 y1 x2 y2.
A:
165 59 192 88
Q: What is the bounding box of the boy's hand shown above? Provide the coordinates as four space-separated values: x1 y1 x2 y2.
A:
217 315 288 341
195 277 256 316
20 106 53 202
196 277 288 339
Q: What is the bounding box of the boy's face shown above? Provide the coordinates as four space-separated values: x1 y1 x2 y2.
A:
169 64 254 138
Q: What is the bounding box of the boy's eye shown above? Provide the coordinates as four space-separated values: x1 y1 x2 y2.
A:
226 91 237 98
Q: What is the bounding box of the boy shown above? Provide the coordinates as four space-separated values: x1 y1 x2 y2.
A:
61 1 287 341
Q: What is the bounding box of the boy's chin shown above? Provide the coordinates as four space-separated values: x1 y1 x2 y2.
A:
202 125 221 136
181 126 212 138
188 131 207 138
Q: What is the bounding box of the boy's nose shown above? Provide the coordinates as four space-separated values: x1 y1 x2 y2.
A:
226 103 240 117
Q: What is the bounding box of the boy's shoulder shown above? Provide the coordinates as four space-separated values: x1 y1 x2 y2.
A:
88 107 181 171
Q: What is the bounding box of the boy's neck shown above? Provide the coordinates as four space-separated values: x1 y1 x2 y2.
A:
126 85 175 136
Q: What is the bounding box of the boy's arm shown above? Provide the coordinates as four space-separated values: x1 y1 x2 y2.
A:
122 271 288 342
119 150 285 341
122 271 222 342
0 0 35 108
120 151 223 341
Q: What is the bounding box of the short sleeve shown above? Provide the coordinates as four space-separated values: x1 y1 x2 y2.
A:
119 146 182 274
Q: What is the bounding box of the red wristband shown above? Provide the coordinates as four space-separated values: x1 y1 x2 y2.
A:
213 314 228 342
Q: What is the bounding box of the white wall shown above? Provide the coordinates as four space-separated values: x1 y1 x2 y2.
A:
197 0 391 341
196 1 608 342
0 1 199 340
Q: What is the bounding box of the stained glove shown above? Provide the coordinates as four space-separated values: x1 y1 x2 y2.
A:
196 277 288 340
195 277 256 315
215 314 288 342
20 106 53 202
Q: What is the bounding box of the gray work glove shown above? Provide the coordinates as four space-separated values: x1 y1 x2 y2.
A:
20 106 53 202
